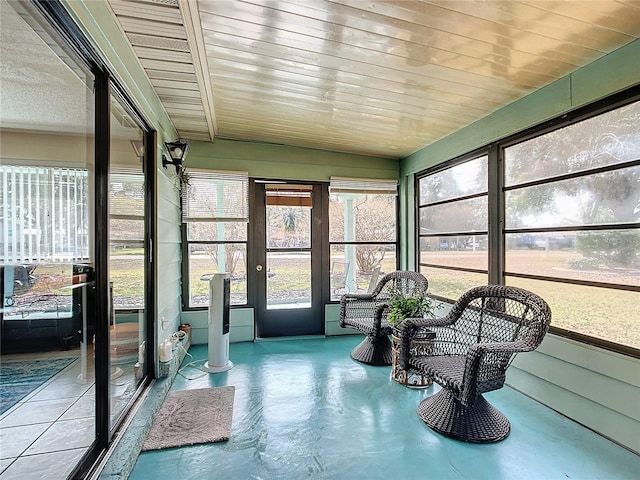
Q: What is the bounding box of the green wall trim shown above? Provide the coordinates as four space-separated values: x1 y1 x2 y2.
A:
185 139 399 182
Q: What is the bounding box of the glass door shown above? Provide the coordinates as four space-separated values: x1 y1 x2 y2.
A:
107 96 148 427
251 182 325 337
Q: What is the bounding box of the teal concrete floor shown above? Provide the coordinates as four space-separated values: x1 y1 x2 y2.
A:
129 336 639 480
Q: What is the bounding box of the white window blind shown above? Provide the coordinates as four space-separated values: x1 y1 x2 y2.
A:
1 165 89 262
182 170 249 222
329 176 398 195
109 169 144 218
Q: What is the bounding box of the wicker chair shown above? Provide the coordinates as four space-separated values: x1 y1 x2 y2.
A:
399 285 551 443
339 271 428 366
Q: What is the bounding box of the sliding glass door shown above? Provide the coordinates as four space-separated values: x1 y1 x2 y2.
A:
0 1 97 477
108 95 149 427
0 2 154 478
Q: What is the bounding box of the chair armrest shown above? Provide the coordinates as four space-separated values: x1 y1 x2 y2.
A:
339 293 381 327
341 292 376 302
469 340 531 357
459 340 532 405
402 315 455 329
367 302 389 335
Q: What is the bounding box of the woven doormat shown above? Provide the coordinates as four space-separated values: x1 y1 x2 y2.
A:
142 386 235 451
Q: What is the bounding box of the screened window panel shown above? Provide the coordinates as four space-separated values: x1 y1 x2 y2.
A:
505 166 639 229
420 235 489 269
187 222 247 242
505 230 639 287
419 196 487 233
329 177 398 244
419 156 488 205
329 194 397 242
505 102 640 187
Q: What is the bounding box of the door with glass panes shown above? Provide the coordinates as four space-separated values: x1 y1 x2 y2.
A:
250 181 325 337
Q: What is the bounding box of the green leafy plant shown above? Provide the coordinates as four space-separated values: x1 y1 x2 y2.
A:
175 165 191 193
387 289 437 329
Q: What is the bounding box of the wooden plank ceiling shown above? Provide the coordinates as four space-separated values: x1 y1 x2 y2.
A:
107 0 640 159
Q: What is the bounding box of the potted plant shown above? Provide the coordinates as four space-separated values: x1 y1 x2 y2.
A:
387 288 439 388
387 289 436 335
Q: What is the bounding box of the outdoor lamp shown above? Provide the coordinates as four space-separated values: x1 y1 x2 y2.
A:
162 138 190 174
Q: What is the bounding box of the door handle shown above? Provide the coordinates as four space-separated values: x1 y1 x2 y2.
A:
256 264 263 272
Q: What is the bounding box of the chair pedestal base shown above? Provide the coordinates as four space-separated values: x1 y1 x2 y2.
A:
417 389 510 443
350 335 392 366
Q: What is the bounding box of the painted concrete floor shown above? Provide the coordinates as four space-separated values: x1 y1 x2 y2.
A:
130 336 639 480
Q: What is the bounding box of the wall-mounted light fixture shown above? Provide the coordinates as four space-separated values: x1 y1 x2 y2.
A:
162 139 190 174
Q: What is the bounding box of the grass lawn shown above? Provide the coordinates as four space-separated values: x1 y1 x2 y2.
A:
421 250 639 349
23 250 636 349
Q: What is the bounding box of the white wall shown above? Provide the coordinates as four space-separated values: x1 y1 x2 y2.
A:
156 167 182 343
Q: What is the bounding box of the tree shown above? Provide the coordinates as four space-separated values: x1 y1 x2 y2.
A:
504 102 640 267
330 194 396 274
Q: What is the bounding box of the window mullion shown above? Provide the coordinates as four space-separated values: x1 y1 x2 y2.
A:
488 143 503 285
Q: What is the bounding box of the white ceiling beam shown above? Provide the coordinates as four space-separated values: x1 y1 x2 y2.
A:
179 0 218 140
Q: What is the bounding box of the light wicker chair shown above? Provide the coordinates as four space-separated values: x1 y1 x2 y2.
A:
399 285 551 443
339 271 428 366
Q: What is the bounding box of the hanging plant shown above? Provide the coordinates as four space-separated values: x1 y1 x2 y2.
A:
175 165 191 193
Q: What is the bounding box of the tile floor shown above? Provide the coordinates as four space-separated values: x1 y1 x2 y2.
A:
0 349 92 480
128 337 640 480
0 349 137 480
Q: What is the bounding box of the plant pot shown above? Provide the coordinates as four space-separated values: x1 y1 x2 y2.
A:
390 331 434 389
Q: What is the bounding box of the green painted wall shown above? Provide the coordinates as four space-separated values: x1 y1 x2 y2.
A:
185 139 398 182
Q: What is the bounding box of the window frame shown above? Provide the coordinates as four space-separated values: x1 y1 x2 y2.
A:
414 85 640 358
415 149 490 302
181 171 249 310
328 185 401 301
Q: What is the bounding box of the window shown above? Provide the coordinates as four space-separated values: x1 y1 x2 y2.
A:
183 170 249 307
109 167 145 310
504 101 639 350
329 177 398 300
417 155 489 300
0 166 90 318
414 96 640 354
1 166 89 262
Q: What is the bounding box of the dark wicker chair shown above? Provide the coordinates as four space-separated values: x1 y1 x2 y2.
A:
339 271 428 366
399 285 551 443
